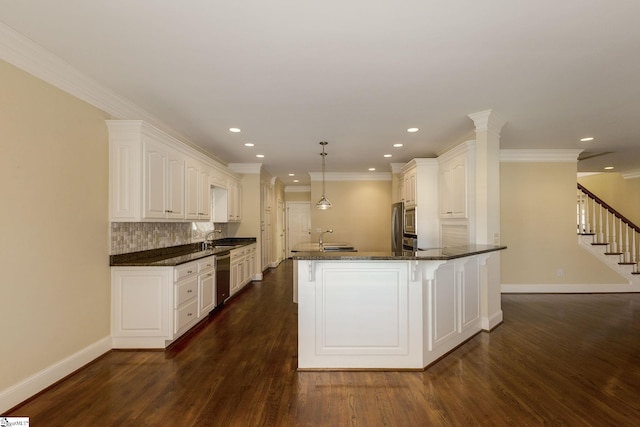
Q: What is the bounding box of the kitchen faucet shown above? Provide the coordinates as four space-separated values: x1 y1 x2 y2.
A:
203 229 222 250
318 229 333 251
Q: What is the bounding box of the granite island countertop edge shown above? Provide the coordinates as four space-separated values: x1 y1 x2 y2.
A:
291 244 506 261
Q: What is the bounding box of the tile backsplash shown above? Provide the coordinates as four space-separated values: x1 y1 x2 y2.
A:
110 222 229 255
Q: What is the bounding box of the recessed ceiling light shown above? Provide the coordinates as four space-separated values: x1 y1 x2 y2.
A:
393 143 403 148
580 137 594 142
368 168 376 171
229 128 241 133
288 173 295 176
384 154 392 158
407 128 419 133
604 166 614 170
244 143 254 147
293 179 299 183
256 154 264 158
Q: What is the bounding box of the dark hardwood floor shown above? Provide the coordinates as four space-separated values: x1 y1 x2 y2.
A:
7 260 640 426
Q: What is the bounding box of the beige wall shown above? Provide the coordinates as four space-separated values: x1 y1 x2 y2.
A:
0 61 111 391
284 190 311 202
578 173 640 226
501 162 626 285
310 180 392 252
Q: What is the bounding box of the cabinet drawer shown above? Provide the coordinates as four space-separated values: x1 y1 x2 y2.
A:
175 299 198 333
231 249 245 260
175 262 197 282
175 276 198 307
197 256 215 272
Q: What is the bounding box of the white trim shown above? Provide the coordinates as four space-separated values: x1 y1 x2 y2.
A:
0 336 111 413
0 21 226 166
481 310 503 331
502 283 640 293
390 163 405 174
227 163 263 174
500 149 583 163
308 172 392 181
621 168 640 179
285 186 311 193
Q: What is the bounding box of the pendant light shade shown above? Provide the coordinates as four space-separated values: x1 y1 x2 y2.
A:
316 141 332 210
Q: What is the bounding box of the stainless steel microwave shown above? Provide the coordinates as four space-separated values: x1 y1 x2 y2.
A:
404 207 416 235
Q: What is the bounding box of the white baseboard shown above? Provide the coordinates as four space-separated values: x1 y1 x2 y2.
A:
0 336 112 413
501 283 640 293
481 310 503 331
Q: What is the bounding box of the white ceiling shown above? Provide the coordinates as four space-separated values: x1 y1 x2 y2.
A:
2 0 640 185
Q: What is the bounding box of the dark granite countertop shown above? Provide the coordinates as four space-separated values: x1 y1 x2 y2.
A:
291 244 506 261
110 238 257 267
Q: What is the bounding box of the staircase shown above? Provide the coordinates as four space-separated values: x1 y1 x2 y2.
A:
577 183 640 281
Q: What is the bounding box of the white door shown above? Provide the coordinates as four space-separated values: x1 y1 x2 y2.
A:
286 202 311 257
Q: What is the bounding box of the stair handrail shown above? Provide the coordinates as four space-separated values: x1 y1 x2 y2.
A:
577 183 640 234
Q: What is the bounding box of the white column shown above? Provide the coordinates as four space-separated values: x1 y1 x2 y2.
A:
467 109 506 330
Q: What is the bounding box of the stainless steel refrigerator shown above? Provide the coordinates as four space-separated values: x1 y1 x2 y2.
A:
391 202 404 256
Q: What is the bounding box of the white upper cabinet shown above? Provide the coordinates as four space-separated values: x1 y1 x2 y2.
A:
144 138 185 220
108 120 238 222
185 160 212 221
438 141 474 219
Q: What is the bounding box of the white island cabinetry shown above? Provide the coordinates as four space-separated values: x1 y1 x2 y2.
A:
295 246 503 370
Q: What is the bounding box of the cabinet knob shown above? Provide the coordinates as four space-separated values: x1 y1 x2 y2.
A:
187 312 193 317
187 270 193 274
187 289 193 293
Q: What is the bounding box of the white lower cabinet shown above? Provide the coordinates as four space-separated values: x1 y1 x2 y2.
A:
229 244 256 297
112 255 216 349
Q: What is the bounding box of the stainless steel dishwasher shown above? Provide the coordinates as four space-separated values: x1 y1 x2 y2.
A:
215 252 230 306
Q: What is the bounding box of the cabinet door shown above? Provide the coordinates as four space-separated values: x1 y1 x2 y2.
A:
199 168 211 220
450 159 467 217
144 142 167 219
185 161 200 220
198 270 215 317
166 150 185 219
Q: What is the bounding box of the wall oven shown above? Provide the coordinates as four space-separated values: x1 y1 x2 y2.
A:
404 207 416 235
402 235 418 256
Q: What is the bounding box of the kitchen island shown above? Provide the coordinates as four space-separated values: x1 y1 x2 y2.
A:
292 245 505 370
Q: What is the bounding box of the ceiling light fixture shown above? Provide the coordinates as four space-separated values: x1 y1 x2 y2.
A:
288 173 295 176
580 137 594 142
229 128 241 133
244 143 254 147
604 166 614 170
393 143 403 147
384 154 392 158
369 168 376 171
407 128 419 133
256 154 265 158
316 141 332 210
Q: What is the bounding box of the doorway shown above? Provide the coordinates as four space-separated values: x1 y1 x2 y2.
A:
286 202 311 257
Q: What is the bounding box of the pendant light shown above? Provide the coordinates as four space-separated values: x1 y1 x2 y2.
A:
316 141 332 210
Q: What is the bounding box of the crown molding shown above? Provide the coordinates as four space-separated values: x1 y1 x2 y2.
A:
228 163 263 174
500 149 583 163
285 186 311 193
0 21 227 166
308 172 392 182
390 163 405 174
621 169 640 179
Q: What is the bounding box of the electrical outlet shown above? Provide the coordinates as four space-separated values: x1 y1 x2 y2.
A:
557 268 564 277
